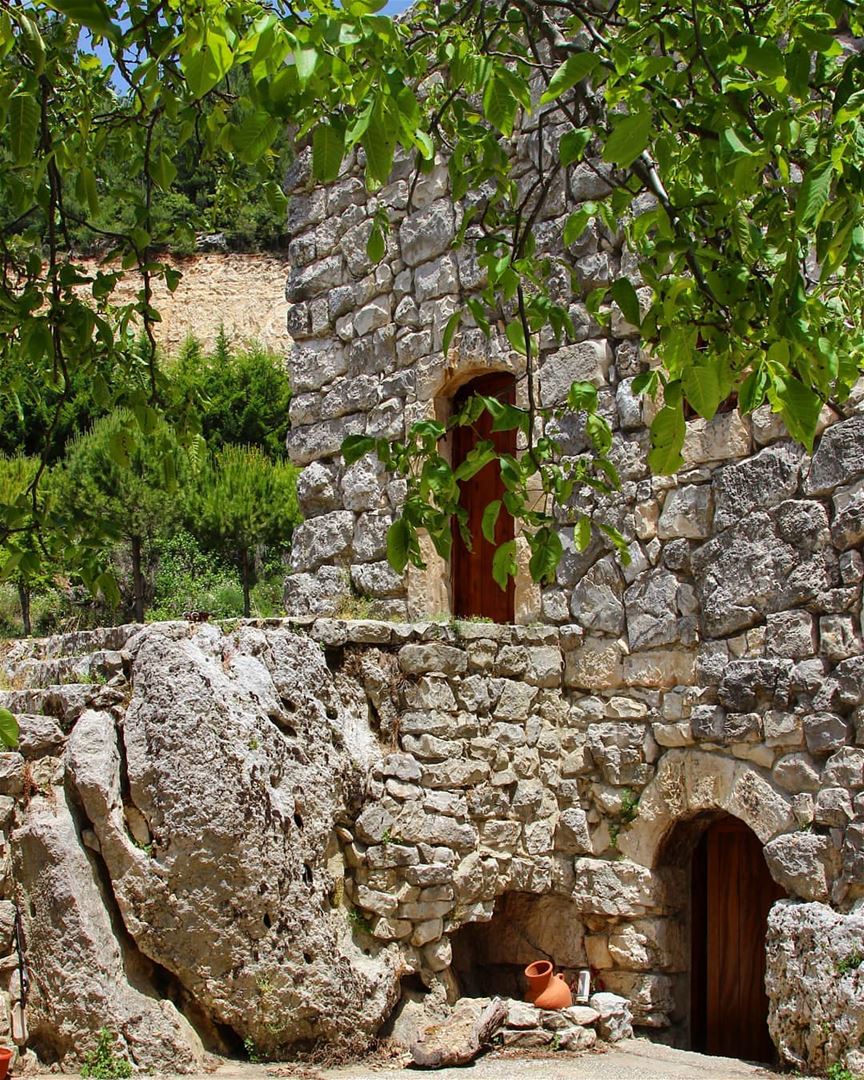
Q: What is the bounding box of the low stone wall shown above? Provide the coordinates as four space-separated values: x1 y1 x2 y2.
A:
0 617 861 1071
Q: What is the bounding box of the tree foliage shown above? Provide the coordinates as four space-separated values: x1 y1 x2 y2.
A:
183 445 299 617
0 0 862 594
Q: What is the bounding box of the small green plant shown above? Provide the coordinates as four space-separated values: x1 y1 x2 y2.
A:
248 736 259 751
550 1031 562 1051
826 1062 859 1080
80 1029 132 1080
347 908 373 934
243 1036 262 1064
609 822 620 849
381 828 392 845
837 950 863 976
619 788 640 825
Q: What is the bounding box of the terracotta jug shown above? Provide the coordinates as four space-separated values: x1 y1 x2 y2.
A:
0 1045 14 1080
524 960 572 1010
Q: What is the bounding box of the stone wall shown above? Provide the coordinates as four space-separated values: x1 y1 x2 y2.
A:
0 617 861 1071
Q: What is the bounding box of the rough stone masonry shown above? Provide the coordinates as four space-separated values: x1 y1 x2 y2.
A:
273 61 864 1077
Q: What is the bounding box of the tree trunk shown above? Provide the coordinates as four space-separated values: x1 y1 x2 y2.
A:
131 535 145 623
17 582 31 637
241 548 251 619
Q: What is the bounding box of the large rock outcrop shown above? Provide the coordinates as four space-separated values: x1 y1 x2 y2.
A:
12 622 402 1067
767 900 864 1074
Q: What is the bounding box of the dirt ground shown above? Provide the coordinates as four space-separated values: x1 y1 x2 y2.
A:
166 1039 811 1080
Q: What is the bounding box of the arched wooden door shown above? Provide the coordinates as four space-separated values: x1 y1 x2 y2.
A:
690 816 785 1062
451 372 515 623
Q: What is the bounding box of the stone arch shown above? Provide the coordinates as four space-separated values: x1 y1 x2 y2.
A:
618 750 796 872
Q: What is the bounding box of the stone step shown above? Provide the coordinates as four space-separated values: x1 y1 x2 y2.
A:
0 680 126 726
3 649 126 690
0 623 141 666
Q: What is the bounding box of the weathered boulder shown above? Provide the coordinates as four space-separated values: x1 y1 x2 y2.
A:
411 996 507 1068
11 792 205 1073
767 900 864 1073
53 624 401 1059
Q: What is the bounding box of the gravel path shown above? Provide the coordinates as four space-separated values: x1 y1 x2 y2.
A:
193 1040 812 1080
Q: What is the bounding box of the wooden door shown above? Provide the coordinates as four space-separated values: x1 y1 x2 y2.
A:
691 816 785 1063
451 373 515 623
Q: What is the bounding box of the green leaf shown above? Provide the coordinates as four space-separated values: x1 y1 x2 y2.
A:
491 540 518 591
559 128 592 167
505 319 527 356
386 517 412 574
183 32 233 99
769 373 823 451
738 364 768 414
647 401 685 475
367 221 385 263
76 165 99 215
0 709 18 750
481 500 501 544
342 435 376 465
151 152 177 192
541 54 600 104
45 0 118 41
609 278 641 328
94 571 121 608
454 441 496 481
9 92 39 166
442 310 462 354
363 98 396 186
295 48 318 87
795 164 833 229
603 110 651 168
528 527 563 584
682 363 723 421
575 516 591 552
312 123 345 183
483 73 518 137
567 381 597 412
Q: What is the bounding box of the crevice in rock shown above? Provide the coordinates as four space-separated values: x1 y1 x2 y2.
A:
63 778 241 1058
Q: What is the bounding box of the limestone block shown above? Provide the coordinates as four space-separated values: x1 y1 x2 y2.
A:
589 992 633 1042
353 510 392 562
555 807 592 854
564 639 627 691
524 646 563 688
804 712 851 757
539 341 613 405
284 566 350 617
763 833 838 901
657 485 713 539
712 442 803 531
681 411 751 467
767 900 864 1073
773 752 822 792
287 413 367 466
570 556 625 635
571 858 667 917
692 502 832 637
414 254 459 301
820 614 863 661
623 649 696 688
493 681 538 721
624 569 681 651
354 296 391 337
285 254 343 302
814 787 853 827
831 477 864 550
765 611 816 660
398 643 467 676
399 200 455 267
296 461 339 516
804 414 864 495
350 562 405 599
823 747 864 789
290 511 356 572
18 714 64 759
289 339 349 393
320 374 378 419
616 378 643 430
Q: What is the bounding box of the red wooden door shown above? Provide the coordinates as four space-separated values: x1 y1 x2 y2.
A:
691 816 785 1063
451 373 516 623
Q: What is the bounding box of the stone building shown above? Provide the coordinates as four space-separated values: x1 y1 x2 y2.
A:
0 61 861 1080
277 95 864 1073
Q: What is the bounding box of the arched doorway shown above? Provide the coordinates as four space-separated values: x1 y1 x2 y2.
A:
451 372 515 623
687 814 786 1062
